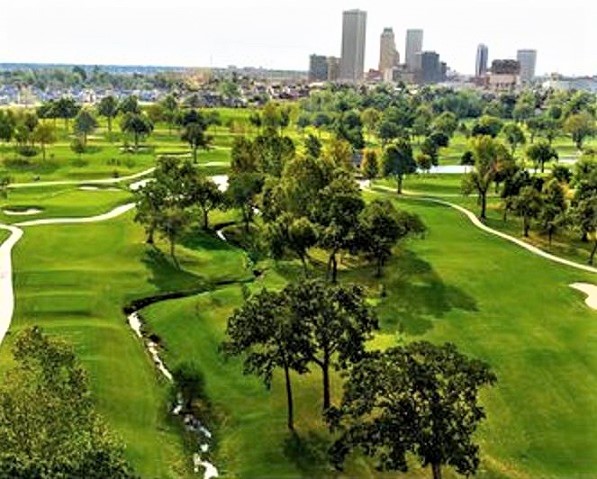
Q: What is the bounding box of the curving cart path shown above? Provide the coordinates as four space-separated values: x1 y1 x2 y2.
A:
0 203 135 346
9 167 156 189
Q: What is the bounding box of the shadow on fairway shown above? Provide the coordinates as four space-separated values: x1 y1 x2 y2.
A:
283 431 334 479
378 250 478 336
141 248 206 292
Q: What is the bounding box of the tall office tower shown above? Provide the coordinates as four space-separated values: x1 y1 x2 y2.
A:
327 56 341 81
340 9 367 82
405 29 424 72
421 51 441 84
517 49 537 83
379 27 399 72
309 54 329 82
475 43 489 77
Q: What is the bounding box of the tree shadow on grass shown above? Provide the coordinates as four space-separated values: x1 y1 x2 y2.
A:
377 250 478 336
141 247 206 293
283 431 335 479
179 226 238 253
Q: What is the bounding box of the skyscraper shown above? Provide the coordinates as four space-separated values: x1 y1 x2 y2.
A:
405 29 423 72
379 28 399 73
308 54 328 82
517 49 537 83
475 44 489 77
340 9 367 82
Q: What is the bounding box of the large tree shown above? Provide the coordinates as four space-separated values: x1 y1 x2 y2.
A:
357 199 425 277
512 185 543 237
121 112 153 150
285 279 378 411
156 206 189 264
0 327 135 478
73 108 98 148
33 122 56 161
222 289 309 431
97 95 119 134
382 139 416 194
563 112 596 150
328 342 496 479
181 122 212 163
53 97 80 130
526 140 558 173
501 123 526 155
188 175 224 230
462 136 509 219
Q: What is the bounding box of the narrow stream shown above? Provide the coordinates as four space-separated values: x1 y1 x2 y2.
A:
127 311 219 479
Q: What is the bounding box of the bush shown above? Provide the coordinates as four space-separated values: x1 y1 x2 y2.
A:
172 362 207 409
16 145 38 157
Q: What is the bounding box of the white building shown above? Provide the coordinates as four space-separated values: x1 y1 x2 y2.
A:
517 49 537 83
405 29 424 72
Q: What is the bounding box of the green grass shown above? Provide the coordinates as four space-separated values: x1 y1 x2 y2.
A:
0 229 8 245
137 186 597 478
0 185 132 224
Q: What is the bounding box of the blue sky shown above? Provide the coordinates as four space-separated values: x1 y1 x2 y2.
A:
1 0 595 75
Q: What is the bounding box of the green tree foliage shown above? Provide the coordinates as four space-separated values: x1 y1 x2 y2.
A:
227 173 265 232
97 95 119 134
0 110 15 143
471 115 503 138
357 199 425 276
328 342 496 479
121 113 153 150
188 176 224 230
181 121 212 163
305 134 322 159
160 94 180 135
462 136 510 219
501 123 526 155
563 112 596 150
33 122 56 161
512 185 543 237
526 140 558 173
134 180 168 244
284 279 378 411
360 149 379 180
118 95 141 115
222 289 309 430
73 108 98 147
0 327 136 478
432 111 459 138
540 179 567 245
382 139 416 194
53 97 80 129
570 157 597 263
156 206 189 264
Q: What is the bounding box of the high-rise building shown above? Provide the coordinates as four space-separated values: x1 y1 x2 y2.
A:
379 27 399 73
405 29 423 72
327 56 341 82
421 51 441 84
340 9 367 82
517 49 537 83
309 54 329 82
475 44 489 77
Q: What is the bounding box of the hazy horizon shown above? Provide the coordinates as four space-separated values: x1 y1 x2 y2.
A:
1 0 595 76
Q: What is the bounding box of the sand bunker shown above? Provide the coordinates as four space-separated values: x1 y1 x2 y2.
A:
570 283 597 310
79 186 120 191
3 208 42 216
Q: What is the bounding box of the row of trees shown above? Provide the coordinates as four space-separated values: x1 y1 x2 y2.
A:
223 278 496 479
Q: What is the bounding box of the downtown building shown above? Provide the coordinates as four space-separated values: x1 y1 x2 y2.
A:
405 29 424 72
475 43 489 77
308 54 329 82
340 9 367 82
517 49 537 83
379 28 399 74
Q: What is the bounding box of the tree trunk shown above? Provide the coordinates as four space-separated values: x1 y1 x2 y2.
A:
589 240 597 266
170 238 178 266
107 117 112 134
146 228 154 244
376 255 383 277
284 364 294 431
41 144 46 161
480 192 487 220
193 147 198 163
541 161 545 173
396 175 403 194
523 217 530 237
300 254 309 276
322 358 331 412
202 209 209 230
502 206 508 222
431 463 442 479
331 254 338 284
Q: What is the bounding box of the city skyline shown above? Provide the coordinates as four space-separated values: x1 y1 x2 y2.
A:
0 0 595 76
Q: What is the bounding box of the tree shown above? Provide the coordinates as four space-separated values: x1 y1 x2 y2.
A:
33 122 56 161
0 327 136 478
189 176 224 230
181 122 212 163
432 111 458 138
222 289 309 431
382 139 416 194
500 168 532 221
73 108 98 148
266 214 318 275
305 134 322 159
501 123 526 155
0 176 10 199
512 185 543 237
563 112 596 150
227 173 264 232
121 112 153 150
416 152 433 173
526 140 558 173
156 206 189 264
0 110 15 143
97 96 119 134
358 199 425 276
360 149 379 180
360 107 381 138
327 342 496 479
118 95 141 115
53 97 80 129
324 137 354 171
160 94 179 135
134 180 168 244
462 136 508 219
285 279 378 411
570 157 597 262
315 174 364 283
540 179 567 245
471 115 503 138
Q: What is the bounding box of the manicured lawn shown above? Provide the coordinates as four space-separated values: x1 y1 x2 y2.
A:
138 186 597 478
